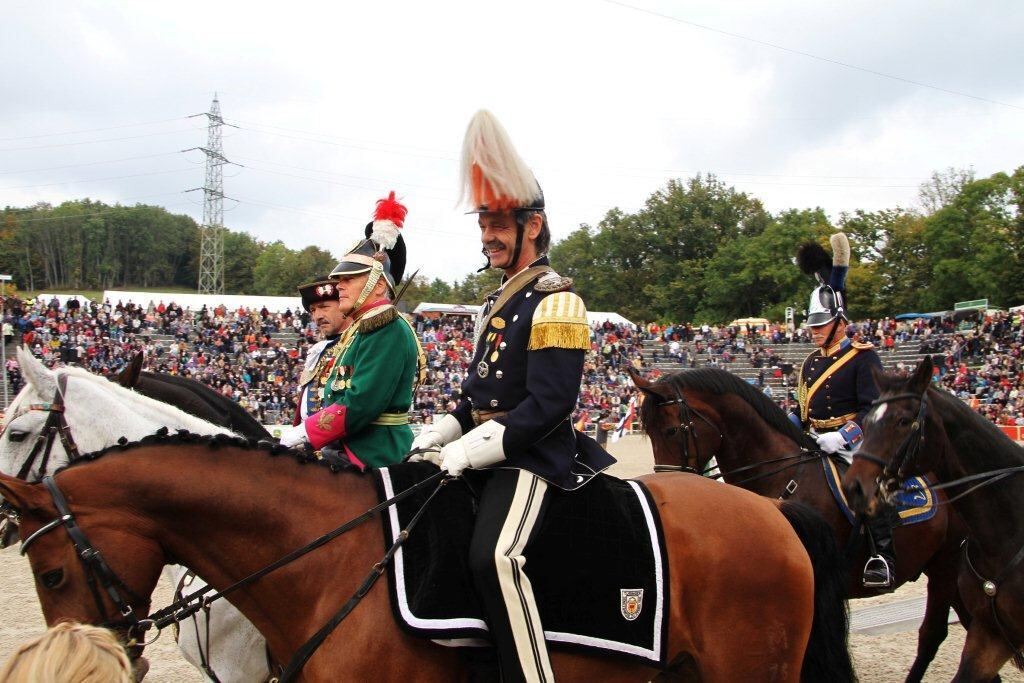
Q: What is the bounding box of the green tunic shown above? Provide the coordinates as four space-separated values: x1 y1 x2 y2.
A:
317 305 421 469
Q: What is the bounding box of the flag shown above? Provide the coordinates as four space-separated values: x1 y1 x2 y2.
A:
611 395 637 443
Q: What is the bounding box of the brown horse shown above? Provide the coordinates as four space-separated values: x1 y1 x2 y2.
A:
0 435 854 682
844 356 1024 681
629 366 971 683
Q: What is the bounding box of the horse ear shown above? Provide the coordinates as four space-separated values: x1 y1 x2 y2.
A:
908 356 933 395
869 363 891 393
116 352 144 388
0 473 46 514
16 346 56 397
626 366 654 391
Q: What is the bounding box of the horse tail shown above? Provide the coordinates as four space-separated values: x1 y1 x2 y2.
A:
778 500 857 683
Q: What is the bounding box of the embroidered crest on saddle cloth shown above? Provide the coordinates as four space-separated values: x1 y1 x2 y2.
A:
376 465 669 666
529 291 590 351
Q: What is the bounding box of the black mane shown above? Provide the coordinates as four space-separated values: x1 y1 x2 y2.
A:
54 429 345 476
926 385 1024 468
646 368 817 450
135 372 272 440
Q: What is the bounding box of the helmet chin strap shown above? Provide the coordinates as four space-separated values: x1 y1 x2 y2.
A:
821 316 842 351
347 262 384 316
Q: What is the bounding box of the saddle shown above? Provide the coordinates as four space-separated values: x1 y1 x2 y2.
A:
821 456 937 526
375 464 669 666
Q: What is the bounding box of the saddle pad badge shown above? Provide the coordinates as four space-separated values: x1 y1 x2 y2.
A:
620 589 644 621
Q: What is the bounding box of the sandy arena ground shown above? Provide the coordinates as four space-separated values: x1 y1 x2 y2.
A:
1 435 1020 681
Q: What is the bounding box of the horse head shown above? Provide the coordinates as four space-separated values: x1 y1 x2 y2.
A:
627 367 722 473
842 356 934 516
0 470 162 678
1 347 231 484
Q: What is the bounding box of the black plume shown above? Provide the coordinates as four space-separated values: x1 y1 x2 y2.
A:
796 241 831 283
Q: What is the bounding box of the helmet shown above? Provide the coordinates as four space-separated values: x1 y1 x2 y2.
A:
329 192 408 308
797 233 851 328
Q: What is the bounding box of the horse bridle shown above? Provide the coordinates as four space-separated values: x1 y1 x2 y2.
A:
651 384 723 473
853 391 928 485
3 373 82 480
16 476 146 636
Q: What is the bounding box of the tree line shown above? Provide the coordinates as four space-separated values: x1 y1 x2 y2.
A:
4 165 1022 323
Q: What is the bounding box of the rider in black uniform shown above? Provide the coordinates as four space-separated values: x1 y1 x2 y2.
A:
411 110 615 681
791 233 894 589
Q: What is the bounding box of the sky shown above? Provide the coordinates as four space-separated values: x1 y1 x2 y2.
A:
3 0 1023 285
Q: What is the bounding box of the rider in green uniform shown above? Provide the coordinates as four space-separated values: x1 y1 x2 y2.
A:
278 192 425 470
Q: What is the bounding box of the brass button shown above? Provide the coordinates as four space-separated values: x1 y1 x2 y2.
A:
490 399 499 407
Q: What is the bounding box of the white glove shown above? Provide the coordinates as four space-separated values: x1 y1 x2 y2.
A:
278 424 309 448
816 431 848 454
438 441 472 477
437 420 506 477
408 414 463 464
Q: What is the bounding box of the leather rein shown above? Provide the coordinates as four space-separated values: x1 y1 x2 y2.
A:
3 373 81 481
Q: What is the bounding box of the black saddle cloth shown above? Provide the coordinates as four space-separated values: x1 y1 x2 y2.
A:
375 463 669 666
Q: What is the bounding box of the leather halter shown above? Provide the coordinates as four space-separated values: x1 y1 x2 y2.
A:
852 391 927 483
4 374 81 480
20 476 144 634
651 384 723 474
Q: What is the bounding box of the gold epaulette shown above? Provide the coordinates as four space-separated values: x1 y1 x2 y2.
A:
528 291 590 351
534 272 574 293
357 304 398 333
852 341 875 350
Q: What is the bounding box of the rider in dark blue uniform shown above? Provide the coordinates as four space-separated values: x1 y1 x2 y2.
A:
411 110 615 681
791 233 894 589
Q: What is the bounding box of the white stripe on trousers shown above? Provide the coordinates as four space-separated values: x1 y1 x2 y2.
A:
495 470 554 683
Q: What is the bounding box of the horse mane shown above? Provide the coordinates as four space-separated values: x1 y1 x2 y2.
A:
644 369 817 450
136 371 272 439
926 385 1024 467
54 429 347 475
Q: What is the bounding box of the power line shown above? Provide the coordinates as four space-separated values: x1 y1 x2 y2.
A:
0 152 183 176
0 115 191 142
0 127 201 153
0 168 197 191
599 0 1024 111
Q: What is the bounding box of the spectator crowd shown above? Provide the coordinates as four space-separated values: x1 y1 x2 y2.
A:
4 293 1024 431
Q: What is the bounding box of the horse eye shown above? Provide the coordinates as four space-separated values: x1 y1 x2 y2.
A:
40 569 64 589
897 417 912 427
6 431 28 443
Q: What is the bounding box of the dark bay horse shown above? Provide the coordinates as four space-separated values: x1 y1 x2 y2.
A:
629 366 970 683
114 352 272 440
845 356 1024 681
0 435 855 682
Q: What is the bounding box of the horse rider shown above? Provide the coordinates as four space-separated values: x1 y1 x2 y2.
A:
290 274 351 427
278 192 426 470
411 110 615 682
791 233 894 589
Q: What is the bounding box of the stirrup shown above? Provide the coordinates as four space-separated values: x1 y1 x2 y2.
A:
862 555 894 588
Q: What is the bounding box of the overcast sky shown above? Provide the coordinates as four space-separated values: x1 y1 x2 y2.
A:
3 0 1023 284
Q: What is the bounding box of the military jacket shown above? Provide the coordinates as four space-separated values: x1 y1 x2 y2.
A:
452 257 616 490
292 336 340 426
303 301 424 470
796 337 882 434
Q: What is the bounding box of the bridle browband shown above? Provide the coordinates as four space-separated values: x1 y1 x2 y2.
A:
5 374 81 481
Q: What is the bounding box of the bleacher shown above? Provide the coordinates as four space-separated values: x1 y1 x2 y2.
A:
639 335 963 394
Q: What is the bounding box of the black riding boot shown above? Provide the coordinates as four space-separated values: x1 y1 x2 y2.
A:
863 507 897 589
